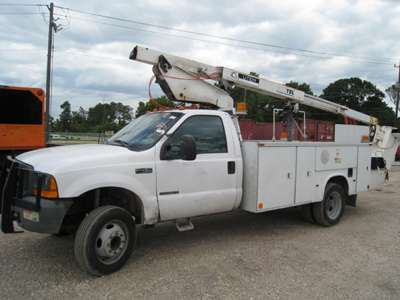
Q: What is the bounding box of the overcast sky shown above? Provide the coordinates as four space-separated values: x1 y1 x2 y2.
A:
1 0 399 120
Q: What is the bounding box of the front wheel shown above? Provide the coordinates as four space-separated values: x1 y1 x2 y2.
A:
74 206 136 276
313 183 345 227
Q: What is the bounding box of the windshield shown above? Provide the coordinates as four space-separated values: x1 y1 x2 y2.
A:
108 111 183 150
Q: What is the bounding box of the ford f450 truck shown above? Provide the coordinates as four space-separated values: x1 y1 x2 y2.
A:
1 46 398 276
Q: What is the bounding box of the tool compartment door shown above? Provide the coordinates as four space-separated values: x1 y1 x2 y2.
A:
256 146 296 210
295 147 316 204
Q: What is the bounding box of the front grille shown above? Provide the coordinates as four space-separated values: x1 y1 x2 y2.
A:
1 157 34 233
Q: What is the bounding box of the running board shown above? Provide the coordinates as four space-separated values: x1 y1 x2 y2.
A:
174 218 194 232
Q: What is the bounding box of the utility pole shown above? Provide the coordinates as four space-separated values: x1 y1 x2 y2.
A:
102 98 106 142
395 63 400 128
243 89 247 120
45 2 55 142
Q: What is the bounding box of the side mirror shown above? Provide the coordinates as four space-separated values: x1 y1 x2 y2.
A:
160 140 172 160
180 135 196 161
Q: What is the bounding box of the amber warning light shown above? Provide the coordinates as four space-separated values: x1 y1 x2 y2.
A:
361 135 369 143
236 102 247 115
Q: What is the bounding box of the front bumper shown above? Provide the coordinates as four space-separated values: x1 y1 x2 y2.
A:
1 156 73 234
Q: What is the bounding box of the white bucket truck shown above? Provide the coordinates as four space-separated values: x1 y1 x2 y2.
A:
1 46 398 276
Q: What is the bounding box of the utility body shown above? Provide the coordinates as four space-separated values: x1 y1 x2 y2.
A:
1 46 398 276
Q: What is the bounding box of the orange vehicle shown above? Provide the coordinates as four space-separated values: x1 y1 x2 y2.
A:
0 85 46 167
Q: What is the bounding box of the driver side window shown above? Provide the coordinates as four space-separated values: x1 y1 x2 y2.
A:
170 115 227 156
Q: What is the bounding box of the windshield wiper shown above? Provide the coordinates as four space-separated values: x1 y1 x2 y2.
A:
113 140 130 148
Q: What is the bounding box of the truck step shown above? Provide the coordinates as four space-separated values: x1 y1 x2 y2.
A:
174 218 194 232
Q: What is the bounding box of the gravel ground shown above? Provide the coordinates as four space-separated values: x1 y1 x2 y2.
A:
1 167 400 300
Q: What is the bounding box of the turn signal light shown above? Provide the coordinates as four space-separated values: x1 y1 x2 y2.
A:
33 176 59 198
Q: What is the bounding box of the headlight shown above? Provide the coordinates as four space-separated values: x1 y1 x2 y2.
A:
32 172 59 198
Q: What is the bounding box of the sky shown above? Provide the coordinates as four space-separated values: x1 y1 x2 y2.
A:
1 0 399 120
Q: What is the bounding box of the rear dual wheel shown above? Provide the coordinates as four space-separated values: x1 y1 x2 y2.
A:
301 183 345 227
313 183 345 227
300 203 315 224
74 206 136 276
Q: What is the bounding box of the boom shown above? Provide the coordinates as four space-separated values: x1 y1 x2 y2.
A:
130 45 377 125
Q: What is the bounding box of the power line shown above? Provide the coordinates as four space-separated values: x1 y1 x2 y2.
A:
0 12 40 14
66 15 395 66
2 4 398 65
0 49 44 51
0 4 46 6
55 50 127 62
60 6 399 64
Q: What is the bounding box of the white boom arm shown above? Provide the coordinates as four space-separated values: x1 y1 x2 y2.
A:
130 45 378 125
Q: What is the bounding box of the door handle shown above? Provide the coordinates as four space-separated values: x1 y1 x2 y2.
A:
228 161 235 174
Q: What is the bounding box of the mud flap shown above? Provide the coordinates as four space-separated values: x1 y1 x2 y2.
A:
346 194 357 207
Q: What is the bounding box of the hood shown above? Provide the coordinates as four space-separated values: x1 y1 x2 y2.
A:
16 144 143 175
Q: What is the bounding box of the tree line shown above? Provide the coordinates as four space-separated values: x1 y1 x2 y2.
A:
52 101 134 133
53 76 398 133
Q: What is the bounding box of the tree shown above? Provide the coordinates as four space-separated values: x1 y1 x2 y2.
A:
59 101 72 131
321 78 395 125
71 107 88 132
86 102 134 133
87 103 105 130
285 81 323 120
243 90 279 123
114 102 133 127
87 103 116 132
385 84 399 117
135 101 147 118
54 102 133 133
286 81 314 95
226 72 283 123
135 95 175 118
49 116 58 132
227 76 318 123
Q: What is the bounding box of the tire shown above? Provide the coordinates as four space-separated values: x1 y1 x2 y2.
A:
300 203 315 223
313 183 345 227
74 206 136 276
